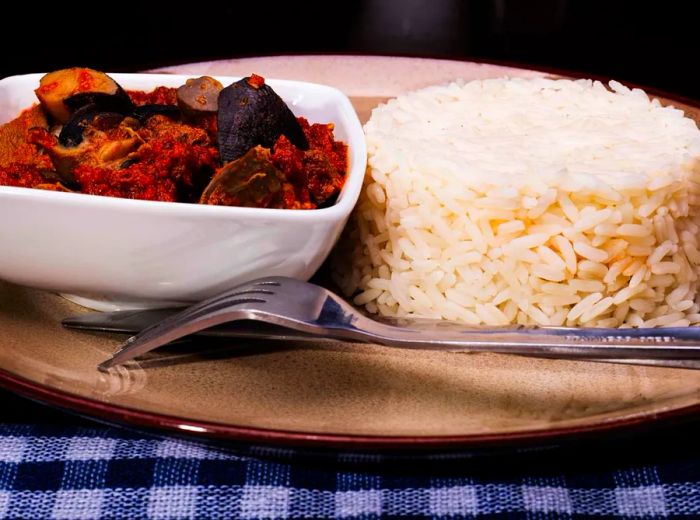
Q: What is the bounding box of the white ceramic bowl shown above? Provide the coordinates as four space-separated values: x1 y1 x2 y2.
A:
0 73 366 310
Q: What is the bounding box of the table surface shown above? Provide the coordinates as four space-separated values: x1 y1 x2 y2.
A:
3 386 700 519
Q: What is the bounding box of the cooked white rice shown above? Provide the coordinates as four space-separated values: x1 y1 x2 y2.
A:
334 77 700 327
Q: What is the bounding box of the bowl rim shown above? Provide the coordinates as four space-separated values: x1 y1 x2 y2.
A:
0 72 367 222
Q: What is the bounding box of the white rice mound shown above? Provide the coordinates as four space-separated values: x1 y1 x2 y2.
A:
334 77 700 327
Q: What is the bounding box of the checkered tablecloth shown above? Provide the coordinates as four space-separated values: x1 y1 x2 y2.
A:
1 423 700 519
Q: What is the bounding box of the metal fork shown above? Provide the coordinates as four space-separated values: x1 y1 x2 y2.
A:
98 276 700 371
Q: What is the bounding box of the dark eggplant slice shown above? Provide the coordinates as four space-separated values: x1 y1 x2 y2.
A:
177 76 222 116
58 104 99 147
58 105 124 147
35 68 132 124
200 146 286 207
217 74 309 163
64 90 134 116
119 157 140 169
131 104 180 123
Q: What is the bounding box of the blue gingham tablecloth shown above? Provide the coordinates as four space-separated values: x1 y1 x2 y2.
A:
1 423 700 519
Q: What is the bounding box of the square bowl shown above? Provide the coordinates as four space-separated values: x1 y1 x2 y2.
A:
0 73 366 310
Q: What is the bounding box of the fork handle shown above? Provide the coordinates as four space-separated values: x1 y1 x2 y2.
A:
248 305 700 366
326 322 700 361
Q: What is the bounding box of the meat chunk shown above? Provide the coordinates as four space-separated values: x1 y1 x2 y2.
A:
200 146 286 208
0 105 50 168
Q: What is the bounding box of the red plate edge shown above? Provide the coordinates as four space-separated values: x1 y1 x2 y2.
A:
3 367 700 451
3 58 700 450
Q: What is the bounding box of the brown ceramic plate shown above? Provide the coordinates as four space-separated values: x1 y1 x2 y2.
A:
2 56 700 450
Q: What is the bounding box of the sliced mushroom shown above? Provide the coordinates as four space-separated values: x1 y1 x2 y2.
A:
177 76 222 116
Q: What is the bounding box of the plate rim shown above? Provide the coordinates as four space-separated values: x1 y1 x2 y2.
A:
2 366 699 450
3 55 700 450
153 52 700 106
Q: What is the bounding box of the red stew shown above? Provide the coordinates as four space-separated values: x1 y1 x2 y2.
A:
0 80 348 210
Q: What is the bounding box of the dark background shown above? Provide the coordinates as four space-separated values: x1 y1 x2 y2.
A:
1 0 698 99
